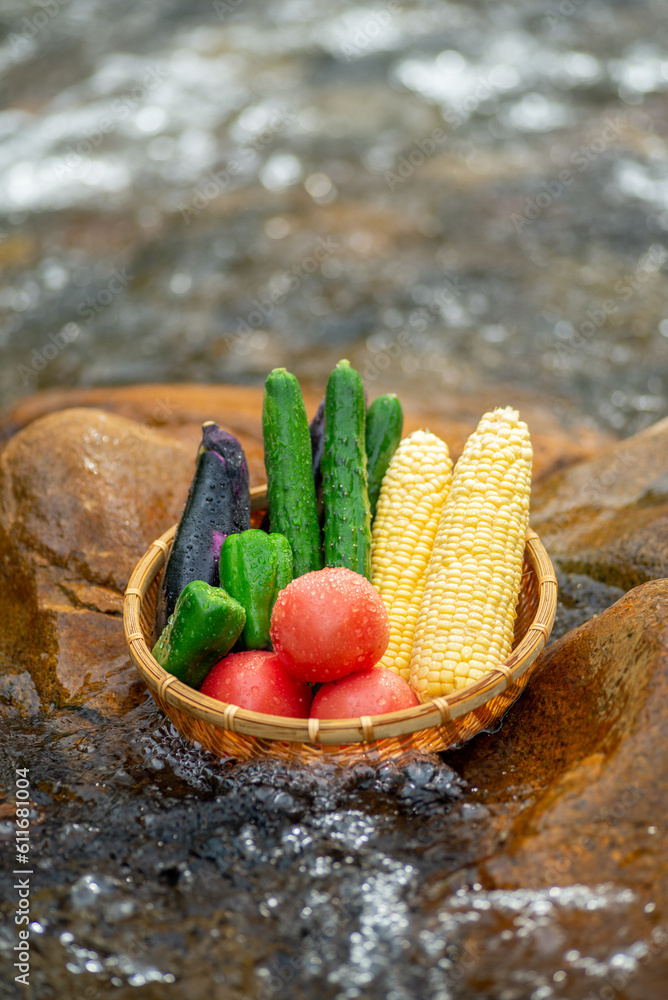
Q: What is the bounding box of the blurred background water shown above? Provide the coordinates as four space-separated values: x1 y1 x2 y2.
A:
1 0 668 435
2 4 668 998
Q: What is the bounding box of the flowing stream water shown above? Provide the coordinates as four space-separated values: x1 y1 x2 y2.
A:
1 0 668 434
1 1 667 997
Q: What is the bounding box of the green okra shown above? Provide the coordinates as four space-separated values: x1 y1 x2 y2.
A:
220 529 293 650
152 579 246 688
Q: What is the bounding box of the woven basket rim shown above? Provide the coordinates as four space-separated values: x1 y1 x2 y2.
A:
123 484 557 746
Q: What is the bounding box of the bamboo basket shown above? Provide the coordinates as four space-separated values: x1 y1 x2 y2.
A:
124 484 557 764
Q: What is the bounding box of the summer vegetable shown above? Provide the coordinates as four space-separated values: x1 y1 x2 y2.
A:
409 406 532 699
365 393 404 519
270 566 390 683
321 359 372 579
220 529 293 650
311 384 370 524
371 430 453 682
200 650 312 717
154 422 250 636
310 666 419 719
309 396 326 523
262 368 322 578
146 364 535 720
152 580 246 687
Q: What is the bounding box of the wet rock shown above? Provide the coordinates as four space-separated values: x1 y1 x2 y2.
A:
0 408 204 714
0 381 612 482
0 662 41 717
444 581 668 920
0 384 272 487
549 566 625 644
0 390 275 716
532 416 668 589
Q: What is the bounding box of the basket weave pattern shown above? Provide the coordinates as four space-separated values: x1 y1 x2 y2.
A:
124 489 557 763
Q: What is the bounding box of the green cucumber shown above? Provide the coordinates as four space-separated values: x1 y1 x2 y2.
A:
365 393 404 519
321 359 372 579
262 368 323 578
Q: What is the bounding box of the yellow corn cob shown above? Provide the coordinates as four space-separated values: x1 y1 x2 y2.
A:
409 407 532 699
371 430 453 681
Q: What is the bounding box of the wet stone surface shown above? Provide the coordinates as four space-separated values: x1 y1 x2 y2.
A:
0 679 666 1000
2 392 668 997
547 567 625 645
2 0 668 995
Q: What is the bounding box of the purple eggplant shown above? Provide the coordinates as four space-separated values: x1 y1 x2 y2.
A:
154 421 250 638
309 397 326 521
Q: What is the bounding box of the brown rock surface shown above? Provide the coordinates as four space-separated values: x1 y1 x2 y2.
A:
532 416 668 589
0 384 273 487
0 381 612 482
0 406 256 714
443 580 668 913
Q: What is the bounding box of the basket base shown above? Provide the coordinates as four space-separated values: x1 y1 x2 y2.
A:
152 673 533 764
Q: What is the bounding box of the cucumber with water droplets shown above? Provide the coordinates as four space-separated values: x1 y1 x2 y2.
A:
321 359 372 579
262 368 323 578
310 386 368 524
365 393 403 519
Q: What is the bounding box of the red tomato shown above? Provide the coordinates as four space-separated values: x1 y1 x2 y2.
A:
200 650 312 718
310 666 419 719
270 567 390 683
